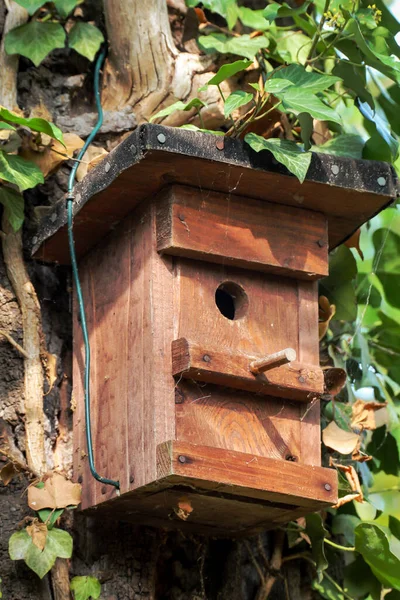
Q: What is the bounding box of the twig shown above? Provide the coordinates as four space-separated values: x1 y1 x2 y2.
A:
0 328 29 358
255 530 285 600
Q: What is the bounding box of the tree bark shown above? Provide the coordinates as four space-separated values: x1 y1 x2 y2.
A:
0 0 28 110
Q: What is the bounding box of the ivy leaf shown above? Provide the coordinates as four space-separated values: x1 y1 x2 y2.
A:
275 31 312 65
333 61 374 108
305 513 329 581
179 124 224 135
9 530 32 560
38 508 65 529
263 78 294 94
0 151 44 191
70 576 101 600
68 22 104 62
0 187 24 232
355 523 400 588
0 107 64 146
204 59 253 87
270 64 341 93
238 7 270 30
224 91 253 117
312 134 365 159
53 0 79 18
187 0 238 29
46 528 73 559
263 2 310 23
150 98 206 122
311 577 344 600
5 21 66 67
276 88 342 124
14 0 46 15
198 33 269 60
244 133 312 183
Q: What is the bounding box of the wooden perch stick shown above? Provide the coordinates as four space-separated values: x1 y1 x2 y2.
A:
250 348 297 375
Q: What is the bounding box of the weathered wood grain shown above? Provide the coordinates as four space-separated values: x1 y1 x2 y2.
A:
172 338 323 401
157 185 328 280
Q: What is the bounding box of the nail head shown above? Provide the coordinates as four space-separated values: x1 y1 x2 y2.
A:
178 455 187 464
324 483 332 491
157 133 167 144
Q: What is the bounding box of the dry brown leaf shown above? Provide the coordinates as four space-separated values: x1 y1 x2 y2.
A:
322 421 360 455
351 399 388 432
323 367 347 396
76 145 108 182
174 496 193 521
333 461 363 498
345 229 364 260
332 493 362 509
20 133 84 178
28 472 81 511
42 352 58 395
0 462 20 485
319 295 336 340
26 520 48 551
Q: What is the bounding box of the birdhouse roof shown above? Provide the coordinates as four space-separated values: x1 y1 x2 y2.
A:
31 123 398 264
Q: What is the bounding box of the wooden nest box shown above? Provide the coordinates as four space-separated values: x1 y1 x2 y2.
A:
32 124 397 536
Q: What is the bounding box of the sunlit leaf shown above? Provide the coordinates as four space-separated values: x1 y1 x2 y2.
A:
312 134 365 159
14 0 45 14
5 21 66 67
9 530 31 560
0 151 44 191
263 1 310 23
205 59 253 86
0 107 64 145
224 91 253 116
70 576 101 600
270 64 341 93
198 33 269 60
276 88 342 124
244 133 312 183
150 98 206 122
68 22 104 62
355 523 400 588
238 7 270 30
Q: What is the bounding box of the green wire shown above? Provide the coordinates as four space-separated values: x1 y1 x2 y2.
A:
67 47 120 491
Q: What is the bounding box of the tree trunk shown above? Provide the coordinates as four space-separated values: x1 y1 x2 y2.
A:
0 0 27 110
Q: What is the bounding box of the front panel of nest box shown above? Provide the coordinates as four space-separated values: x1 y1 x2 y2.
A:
157 185 329 470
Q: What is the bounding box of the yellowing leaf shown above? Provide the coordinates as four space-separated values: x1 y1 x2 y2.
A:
28 472 81 511
26 521 48 551
0 462 20 485
20 133 84 178
351 399 388 432
76 145 108 182
322 421 360 455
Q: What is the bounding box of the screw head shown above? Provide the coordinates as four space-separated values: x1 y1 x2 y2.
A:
105 162 111 173
101 485 107 494
298 376 306 384
178 455 187 464
203 354 211 363
324 483 332 491
130 144 137 154
157 133 167 144
317 239 326 248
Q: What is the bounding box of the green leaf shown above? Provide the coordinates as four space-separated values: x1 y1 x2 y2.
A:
275 31 312 65
389 515 400 540
24 539 58 579
276 88 342 125
305 513 329 581
205 59 253 86
179 124 224 135
0 107 64 145
38 508 65 529
312 134 365 159
332 514 361 546
198 33 269 60
298 112 313 151
355 523 400 588
46 528 73 559
70 576 101 600
68 22 104 62
224 91 253 117
187 0 238 28
344 555 382 600
0 122 16 131
320 246 357 322
263 2 310 23
312 577 344 600
270 64 341 93
53 0 79 18
244 133 312 183
238 7 270 30
150 98 206 122
14 0 45 15
0 151 44 191
333 60 374 109
5 21 66 67
9 530 32 560
357 99 399 161
0 187 24 232
263 78 294 94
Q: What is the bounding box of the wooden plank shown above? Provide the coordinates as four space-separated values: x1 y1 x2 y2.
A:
156 440 338 508
172 338 323 402
175 380 302 461
157 185 328 280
